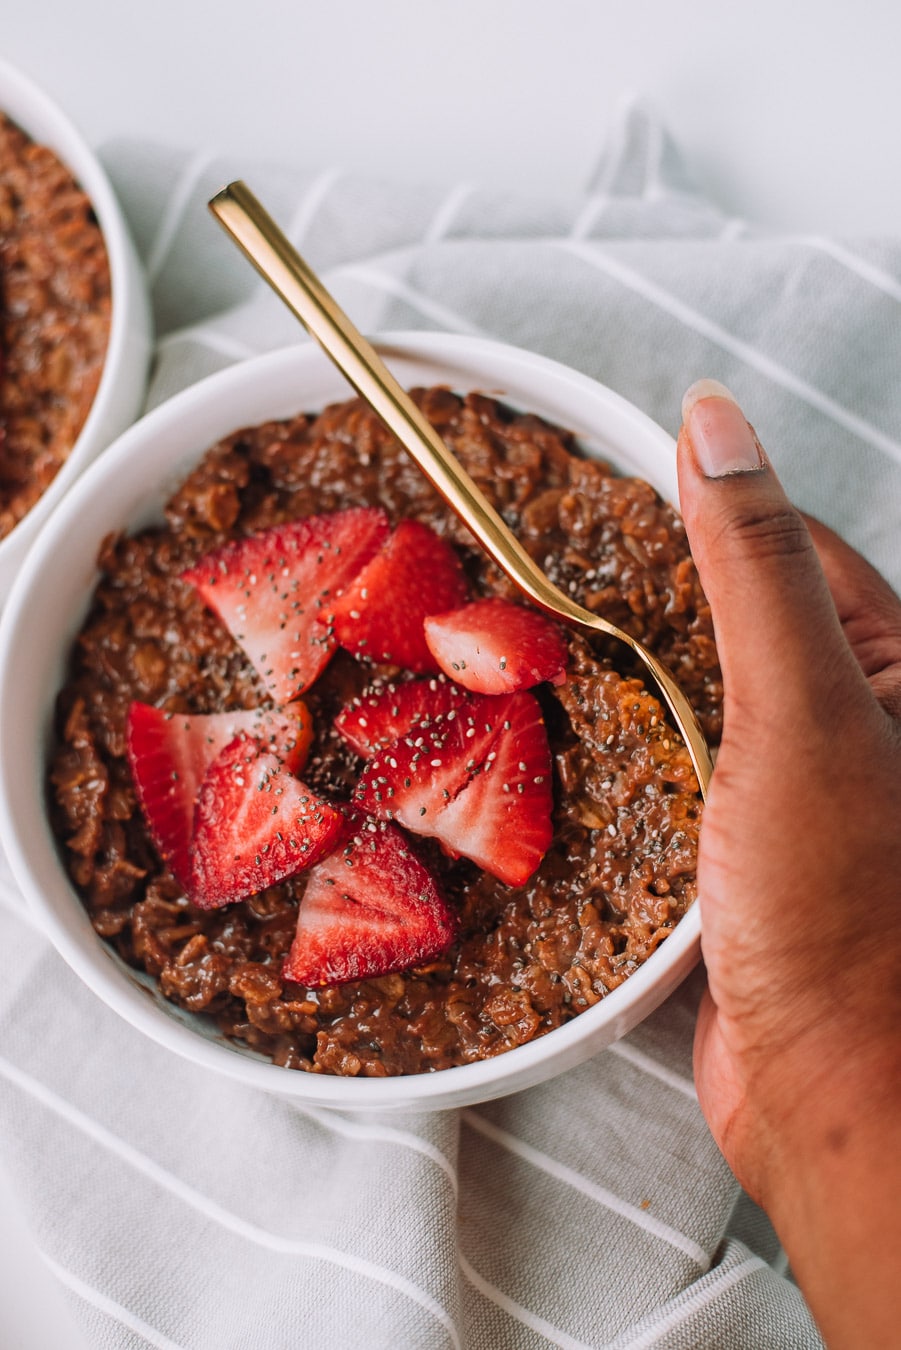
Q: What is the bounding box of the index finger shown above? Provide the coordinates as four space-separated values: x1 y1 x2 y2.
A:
803 514 901 712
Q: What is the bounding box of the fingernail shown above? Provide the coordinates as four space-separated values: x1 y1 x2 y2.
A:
682 379 764 477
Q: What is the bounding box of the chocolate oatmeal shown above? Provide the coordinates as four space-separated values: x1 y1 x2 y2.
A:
0 112 111 539
49 388 722 1076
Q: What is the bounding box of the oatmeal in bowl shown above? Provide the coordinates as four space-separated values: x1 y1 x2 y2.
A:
0 335 719 1112
0 59 150 599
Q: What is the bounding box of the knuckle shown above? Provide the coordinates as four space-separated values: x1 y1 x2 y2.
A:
715 505 813 563
873 671 901 723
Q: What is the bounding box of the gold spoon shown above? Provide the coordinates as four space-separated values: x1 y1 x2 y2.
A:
208 181 712 798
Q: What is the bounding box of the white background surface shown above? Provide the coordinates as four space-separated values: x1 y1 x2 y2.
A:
7 0 901 234
3 2 901 1345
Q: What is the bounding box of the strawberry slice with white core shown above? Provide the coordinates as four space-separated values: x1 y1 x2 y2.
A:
329 519 469 671
181 507 390 703
354 690 553 887
126 701 313 888
190 737 347 909
334 675 471 759
424 597 568 695
283 812 457 987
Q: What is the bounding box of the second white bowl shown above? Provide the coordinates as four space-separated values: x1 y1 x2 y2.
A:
0 58 151 600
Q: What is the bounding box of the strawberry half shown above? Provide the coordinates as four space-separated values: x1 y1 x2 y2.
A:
126 702 313 888
283 812 457 987
334 675 470 759
424 597 568 695
190 737 347 909
329 519 469 671
181 507 390 702
354 690 553 887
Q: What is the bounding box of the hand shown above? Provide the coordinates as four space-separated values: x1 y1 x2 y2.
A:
676 380 901 1348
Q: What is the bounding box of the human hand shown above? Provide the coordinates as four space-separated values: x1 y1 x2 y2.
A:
676 380 901 1347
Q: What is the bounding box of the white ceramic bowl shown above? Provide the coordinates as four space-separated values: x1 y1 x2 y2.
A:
0 59 151 601
0 334 700 1112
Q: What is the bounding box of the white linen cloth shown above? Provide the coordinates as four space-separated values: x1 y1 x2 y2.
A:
3 101 899 1348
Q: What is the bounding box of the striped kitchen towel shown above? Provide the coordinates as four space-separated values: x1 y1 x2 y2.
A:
4 99 898 1348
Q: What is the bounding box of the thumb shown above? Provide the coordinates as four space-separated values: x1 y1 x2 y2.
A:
676 380 867 731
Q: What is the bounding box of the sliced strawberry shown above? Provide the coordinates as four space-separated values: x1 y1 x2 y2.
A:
190 737 347 909
354 690 553 887
181 507 390 702
329 519 469 672
334 674 470 759
127 702 313 887
424 597 568 695
283 812 457 987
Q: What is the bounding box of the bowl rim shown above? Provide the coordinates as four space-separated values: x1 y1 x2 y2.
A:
0 57 147 560
0 332 701 1110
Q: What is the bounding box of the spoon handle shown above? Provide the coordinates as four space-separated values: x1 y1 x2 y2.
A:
209 183 607 629
208 180 712 796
